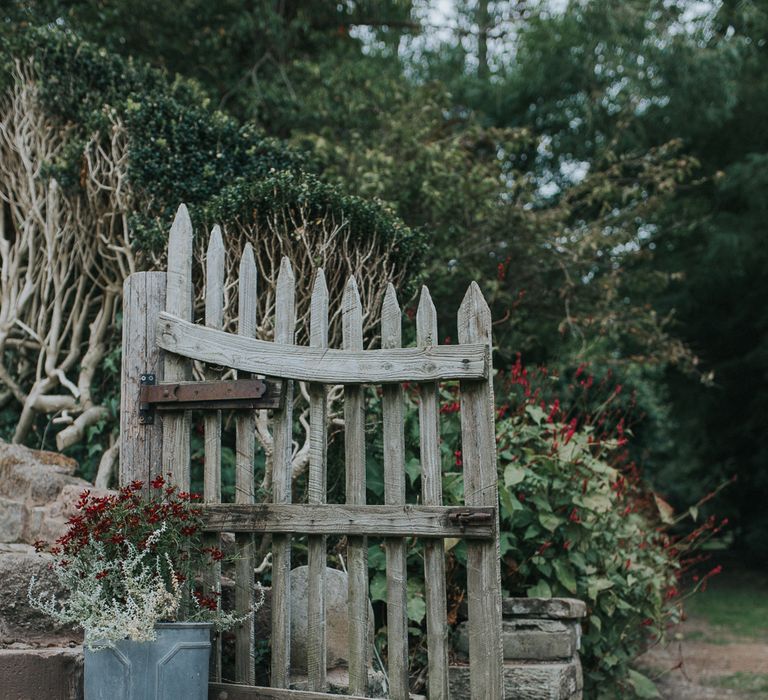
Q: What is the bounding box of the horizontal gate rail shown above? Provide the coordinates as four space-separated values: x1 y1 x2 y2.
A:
200 504 496 538
156 311 489 383
209 682 369 700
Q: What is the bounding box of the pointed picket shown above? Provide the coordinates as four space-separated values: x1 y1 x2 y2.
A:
204 226 225 682
307 269 329 691
381 283 409 699
458 282 503 700
234 241 258 685
417 285 450 699
271 256 296 688
343 276 368 696
162 203 193 489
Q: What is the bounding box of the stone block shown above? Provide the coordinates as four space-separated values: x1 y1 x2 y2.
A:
503 597 586 620
0 496 26 543
0 545 82 644
456 619 579 661
0 647 83 700
449 660 581 700
289 565 374 674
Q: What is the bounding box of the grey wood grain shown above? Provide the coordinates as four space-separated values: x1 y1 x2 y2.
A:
156 312 488 384
458 282 504 700
235 241 258 685
119 272 166 495
271 256 296 689
343 276 368 697
417 286 449 700
307 269 328 691
200 504 496 538
204 226 225 682
162 204 194 490
208 682 368 700
381 284 409 699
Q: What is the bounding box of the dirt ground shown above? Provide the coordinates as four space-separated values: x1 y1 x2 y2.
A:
638 616 768 699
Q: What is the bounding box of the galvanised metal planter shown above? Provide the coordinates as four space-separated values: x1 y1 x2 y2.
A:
84 622 212 700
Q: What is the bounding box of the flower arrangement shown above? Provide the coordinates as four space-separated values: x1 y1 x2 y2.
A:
29 475 263 649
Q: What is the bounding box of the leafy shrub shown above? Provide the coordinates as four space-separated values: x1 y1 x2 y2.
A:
364 359 723 698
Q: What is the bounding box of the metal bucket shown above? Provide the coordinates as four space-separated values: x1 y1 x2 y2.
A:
84 622 212 700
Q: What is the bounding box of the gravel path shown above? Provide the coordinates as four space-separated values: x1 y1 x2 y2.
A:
638 617 768 699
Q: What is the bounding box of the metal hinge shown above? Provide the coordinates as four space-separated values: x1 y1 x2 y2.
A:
138 373 282 425
447 509 495 526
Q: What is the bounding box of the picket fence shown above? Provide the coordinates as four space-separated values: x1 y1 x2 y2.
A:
119 204 504 699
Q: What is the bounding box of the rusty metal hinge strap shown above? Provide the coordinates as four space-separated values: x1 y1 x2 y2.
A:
138 376 282 424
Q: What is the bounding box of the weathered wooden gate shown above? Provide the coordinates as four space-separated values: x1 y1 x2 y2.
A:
120 204 504 699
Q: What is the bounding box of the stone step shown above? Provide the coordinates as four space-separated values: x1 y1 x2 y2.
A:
0 646 83 700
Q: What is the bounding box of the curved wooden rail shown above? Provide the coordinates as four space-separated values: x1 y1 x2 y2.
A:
156 311 489 384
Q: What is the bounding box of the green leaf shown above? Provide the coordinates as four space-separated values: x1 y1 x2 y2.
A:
405 458 421 488
527 580 552 599
525 405 547 425
500 486 523 517
538 511 561 532
504 464 526 487
369 573 387 602
553 560 578 594
627 669 660 698
407 596 426 623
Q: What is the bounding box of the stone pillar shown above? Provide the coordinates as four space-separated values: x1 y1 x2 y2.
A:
449 597 587 700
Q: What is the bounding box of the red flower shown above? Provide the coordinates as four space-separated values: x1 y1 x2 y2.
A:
180 526 197 537
96 570 109 580
130 480 144 491
151 475 165 489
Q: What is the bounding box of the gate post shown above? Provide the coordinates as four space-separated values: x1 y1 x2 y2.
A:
459 282 504 699
119 271 166 494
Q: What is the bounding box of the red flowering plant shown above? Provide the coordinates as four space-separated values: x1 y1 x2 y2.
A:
28 475 263 649
441 359 727 698
366 359 727 698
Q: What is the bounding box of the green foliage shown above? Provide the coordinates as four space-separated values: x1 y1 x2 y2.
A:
363 367 692 698
492 410 676 697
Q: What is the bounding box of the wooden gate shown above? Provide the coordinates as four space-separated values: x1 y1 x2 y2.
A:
120 205 504 699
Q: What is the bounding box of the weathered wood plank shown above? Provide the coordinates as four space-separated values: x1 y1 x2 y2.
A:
307 269 328 692
157 312 488 383
271 256 296 689
119 272 166 495
208 683 368 700
343 277 368 696
200 504 495 538
458 282 504 700
235 242 258 685
381 284 409 700
417 286 450 700
204 226 225 682
162 204 194 490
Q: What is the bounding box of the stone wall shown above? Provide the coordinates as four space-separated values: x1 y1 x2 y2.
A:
450 597 586 700
0 441 92 699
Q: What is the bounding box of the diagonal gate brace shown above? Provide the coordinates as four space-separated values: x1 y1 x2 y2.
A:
138 373 283 424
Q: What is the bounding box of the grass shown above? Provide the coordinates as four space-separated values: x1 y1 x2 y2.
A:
685 568 768 640
713 672 768 698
